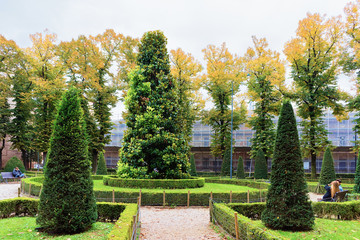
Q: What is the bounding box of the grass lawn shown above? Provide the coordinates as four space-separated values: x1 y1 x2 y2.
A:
254 218 360 240
93 180 257 193
0 217 113 240
307 181 354 189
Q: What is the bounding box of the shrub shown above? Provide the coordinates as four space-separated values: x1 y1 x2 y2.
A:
96 152 108 175
319 146 336 185
189 154 197 176
236 156 245 179
228 202 266 220
37 88 97 234
221 148 233 176
4 157 25 173
0 198 39 218
262 100 314 231
254 149 267 179
103 175 205 189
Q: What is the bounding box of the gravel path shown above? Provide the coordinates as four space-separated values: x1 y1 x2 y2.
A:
0 182 21 200
139 206 223 240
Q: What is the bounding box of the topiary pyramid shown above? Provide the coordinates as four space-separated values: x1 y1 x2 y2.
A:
262 100 314 231
4 156 26 173
37 88 97 233
189 154 197 176
319 146 336 185
96 152 108 175
236 156 245 179
254 149 268 179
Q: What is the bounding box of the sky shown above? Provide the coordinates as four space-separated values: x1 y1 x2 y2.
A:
0 0 353 119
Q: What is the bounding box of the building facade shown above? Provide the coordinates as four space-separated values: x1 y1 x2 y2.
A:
105 111 359 173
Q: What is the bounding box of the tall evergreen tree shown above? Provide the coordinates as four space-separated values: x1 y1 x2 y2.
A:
354 152 360 193
319 146 336 185
119 31 189 179
254 149 268 179
236 156 245 179
37 88 97 233
189 154 197 177
221 147 233 176
262 100 314 231
96 151 108 175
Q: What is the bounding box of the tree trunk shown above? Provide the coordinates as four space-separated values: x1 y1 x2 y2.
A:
42 151 47 165
310 114 317 179
21 149 29 170
0 138 5 169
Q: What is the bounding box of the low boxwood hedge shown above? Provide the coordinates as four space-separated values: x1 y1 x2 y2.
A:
205 178 269 190
21 177 265 206
210 201 284 239
0 198 138 240
227 200 360 221
103 175 205 189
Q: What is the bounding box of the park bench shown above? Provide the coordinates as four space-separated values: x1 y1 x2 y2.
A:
0 172 22 183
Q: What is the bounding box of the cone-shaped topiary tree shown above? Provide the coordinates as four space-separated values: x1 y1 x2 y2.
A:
96 152 107 175
354 153 360 193
221 148 233 176
37 88 97 234
236 156 245 179
189 154 197 176
4 156 26 173
262 100 314 231
254 149 267 179
319 146 336 185
119 31 190 179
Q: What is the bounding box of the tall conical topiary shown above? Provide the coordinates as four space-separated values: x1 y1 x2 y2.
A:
254 149 267 179
37 88 97 234
354 153 360 193
96 152 107 175
262 100 314 231
319 146 336 185
189 154 197 176
221 148 233 176
236 156 245 179
119 31 189 179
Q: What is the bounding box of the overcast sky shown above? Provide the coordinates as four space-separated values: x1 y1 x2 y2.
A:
0 0 353 119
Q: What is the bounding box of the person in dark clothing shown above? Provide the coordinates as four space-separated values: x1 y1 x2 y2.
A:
322 180 340 201
12 167 25 178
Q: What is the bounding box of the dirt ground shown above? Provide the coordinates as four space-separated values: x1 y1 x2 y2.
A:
139 206 224 240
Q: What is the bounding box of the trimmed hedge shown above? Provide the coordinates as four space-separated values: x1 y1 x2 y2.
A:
210 201 284 239
0 198 138 240
103 175 205 189
21 177 264 206
205 178 269 190
227 201 360 221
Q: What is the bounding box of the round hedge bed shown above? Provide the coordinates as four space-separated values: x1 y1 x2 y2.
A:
103 175 205 189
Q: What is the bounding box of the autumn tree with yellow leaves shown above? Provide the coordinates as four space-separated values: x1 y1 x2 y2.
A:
201 43 246 174
284 13 347 178
244 36 286 163
170 48 203 145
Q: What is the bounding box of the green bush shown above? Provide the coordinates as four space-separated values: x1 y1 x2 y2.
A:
228 202 266 220
221 148 233 176
354 152 360 193
107 204 138 240
210 202 284 239
96 152 108 175
236 156 245 179
262 100 314 231
319 146 336 185
189 154 197 177
0 198 38 218
97 202 126 222
4 157 25 173
103 175 205 189
205 178 269 190
254 149 267 179
37 88 97 234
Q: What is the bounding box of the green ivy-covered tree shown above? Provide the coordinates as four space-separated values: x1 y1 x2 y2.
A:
262 100 314 231
96 152 108 175
37 88 97 233
236 156 245 179
319 146 336 185
189 154 197 177
254 149 267 179
119 31 189 179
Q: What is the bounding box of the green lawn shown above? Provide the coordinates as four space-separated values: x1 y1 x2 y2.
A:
0 217 113 240
93 180 257 193
254 218 360 240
